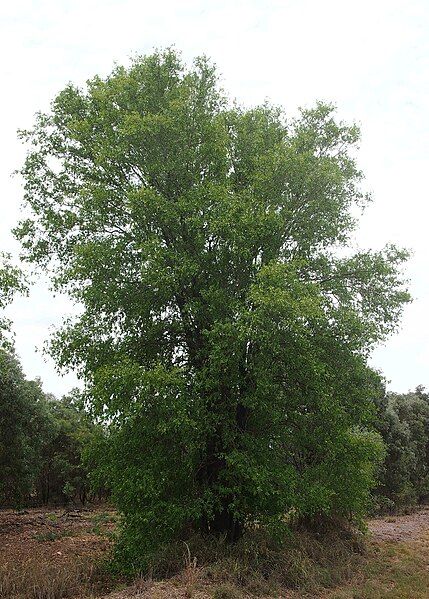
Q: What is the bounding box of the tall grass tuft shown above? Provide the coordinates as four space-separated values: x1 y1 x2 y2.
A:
0 558 99 599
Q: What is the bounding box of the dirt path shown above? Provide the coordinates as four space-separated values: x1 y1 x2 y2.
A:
368 506 429 542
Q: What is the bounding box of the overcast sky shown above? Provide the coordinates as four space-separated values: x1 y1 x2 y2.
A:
1 0 428 396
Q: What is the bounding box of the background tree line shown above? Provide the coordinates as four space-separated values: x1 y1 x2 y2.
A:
0 254 107 509
0 340 105 507
373 385 429 512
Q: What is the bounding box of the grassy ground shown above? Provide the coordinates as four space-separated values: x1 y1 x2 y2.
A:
1 507 429 598
327 533 429 599
112 534 429 598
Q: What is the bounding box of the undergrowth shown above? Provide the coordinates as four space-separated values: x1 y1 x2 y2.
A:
134 519 367 597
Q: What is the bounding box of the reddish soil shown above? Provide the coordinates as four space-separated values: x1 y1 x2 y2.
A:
0 506 118 598
0 506 113 558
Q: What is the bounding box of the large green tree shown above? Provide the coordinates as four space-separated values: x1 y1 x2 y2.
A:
16 49 410 568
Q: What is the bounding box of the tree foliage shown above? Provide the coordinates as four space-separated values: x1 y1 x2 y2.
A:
0 253 35 506
35 389 101 505
15 49 410 569
0 353 47 506
0 356 100 508
0 252 25 341
374 386 429 511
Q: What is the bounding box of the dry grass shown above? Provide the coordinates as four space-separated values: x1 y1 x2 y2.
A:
107 529 429 598
0 558 99 599
182 542 200 597
141 520 366 598
210 583 243 598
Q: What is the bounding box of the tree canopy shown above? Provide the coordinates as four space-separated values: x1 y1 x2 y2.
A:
15 49 410 570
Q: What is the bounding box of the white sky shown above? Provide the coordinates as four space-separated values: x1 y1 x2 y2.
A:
1 0 428 396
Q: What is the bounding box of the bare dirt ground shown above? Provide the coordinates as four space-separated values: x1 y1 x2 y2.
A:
0 507 114 559
0 506 118 598
368 506 429 542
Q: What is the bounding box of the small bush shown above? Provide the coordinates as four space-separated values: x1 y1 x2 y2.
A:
45 514 58 523
33 530 73 543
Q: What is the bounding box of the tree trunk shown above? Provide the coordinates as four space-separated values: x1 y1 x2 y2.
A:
211 505 243 541
197 404 247 543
